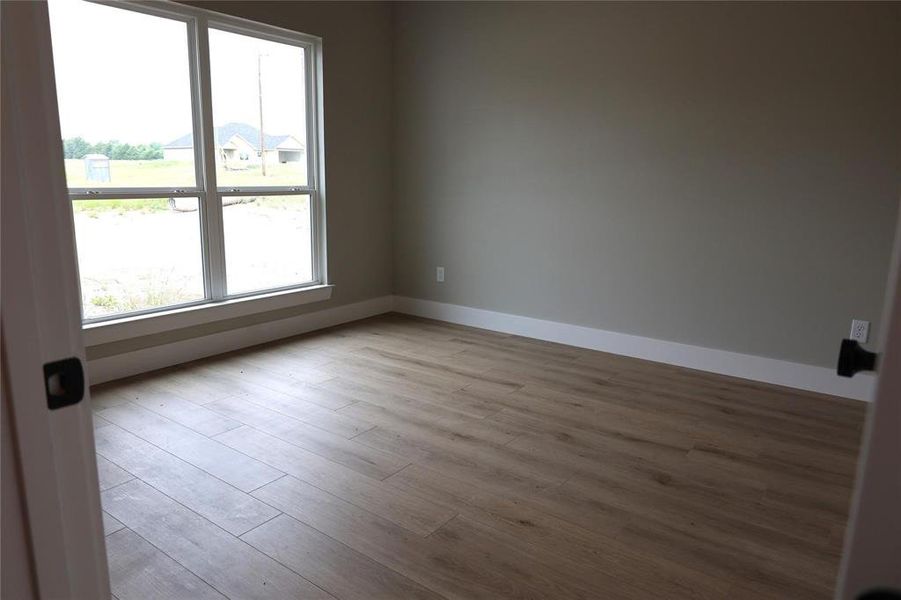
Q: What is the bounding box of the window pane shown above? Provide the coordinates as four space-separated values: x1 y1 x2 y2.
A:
48 1 196 188
223 195 313 295
209 28 307 188
73 198 205 319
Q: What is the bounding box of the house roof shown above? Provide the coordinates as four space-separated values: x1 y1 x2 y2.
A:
164 122 303 151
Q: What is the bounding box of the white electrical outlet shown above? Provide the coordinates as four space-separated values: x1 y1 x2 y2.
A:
850 319 869 343
436 266 445 283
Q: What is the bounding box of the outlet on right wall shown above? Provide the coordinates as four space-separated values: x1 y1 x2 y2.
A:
392 1 901 369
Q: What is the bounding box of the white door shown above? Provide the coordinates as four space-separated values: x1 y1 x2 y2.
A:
838 207 901 599
1 1 110 598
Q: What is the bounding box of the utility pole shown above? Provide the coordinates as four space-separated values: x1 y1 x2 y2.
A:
257 52 266 177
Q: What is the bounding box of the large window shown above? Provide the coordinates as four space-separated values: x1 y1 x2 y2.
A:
48 0 323 322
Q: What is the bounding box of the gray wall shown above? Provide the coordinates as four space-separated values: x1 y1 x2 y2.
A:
88 1 395 360
393 1 901 368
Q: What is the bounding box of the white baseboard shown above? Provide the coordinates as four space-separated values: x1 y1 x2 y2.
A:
86 295 394 385
87 292 875 401
393 296 875 401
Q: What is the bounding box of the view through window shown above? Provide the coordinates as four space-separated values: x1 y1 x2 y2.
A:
48 0 321 321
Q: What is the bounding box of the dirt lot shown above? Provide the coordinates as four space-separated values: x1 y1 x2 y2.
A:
74 198 312 319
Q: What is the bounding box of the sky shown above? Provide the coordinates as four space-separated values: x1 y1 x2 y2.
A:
48 0 307 146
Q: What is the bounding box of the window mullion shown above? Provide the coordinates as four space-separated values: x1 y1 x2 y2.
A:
193 16 227 301
68 190 200 201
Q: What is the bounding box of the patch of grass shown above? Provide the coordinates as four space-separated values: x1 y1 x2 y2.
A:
65 158 309 215
82 271 202 319
85 288 199 318
64 158 306 190
64 159 196 189
90 294 119 310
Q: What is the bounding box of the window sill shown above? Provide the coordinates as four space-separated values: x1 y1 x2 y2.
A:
82 284 333 346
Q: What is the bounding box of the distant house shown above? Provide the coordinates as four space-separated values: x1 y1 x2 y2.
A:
163 122 304 169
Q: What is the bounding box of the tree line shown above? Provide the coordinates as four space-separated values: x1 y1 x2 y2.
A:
63 137 164 160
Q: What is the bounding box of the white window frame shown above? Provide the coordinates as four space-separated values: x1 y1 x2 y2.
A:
62 0 329 334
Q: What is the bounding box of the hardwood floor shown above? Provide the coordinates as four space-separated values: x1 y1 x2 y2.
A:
91 313 866 599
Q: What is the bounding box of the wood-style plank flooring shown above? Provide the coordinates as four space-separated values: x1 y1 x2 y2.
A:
91 313 867 599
